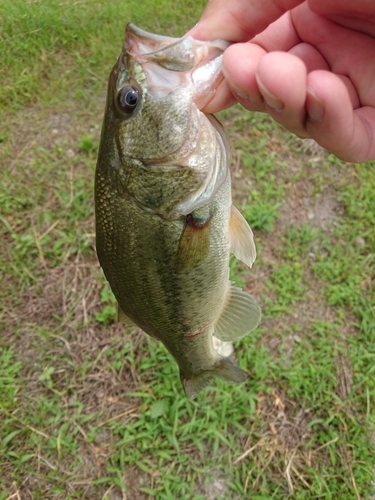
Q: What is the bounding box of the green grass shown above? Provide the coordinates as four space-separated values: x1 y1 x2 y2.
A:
0 0 205 114
1 1 375 499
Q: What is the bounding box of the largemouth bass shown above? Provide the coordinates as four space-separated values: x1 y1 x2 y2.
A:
95 24 261 399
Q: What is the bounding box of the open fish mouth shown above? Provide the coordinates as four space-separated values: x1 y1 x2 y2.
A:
122 23 230 110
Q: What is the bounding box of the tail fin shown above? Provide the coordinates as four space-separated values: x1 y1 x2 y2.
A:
182 357 248 399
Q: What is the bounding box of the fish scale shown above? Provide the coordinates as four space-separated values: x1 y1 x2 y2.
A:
95 24 261 398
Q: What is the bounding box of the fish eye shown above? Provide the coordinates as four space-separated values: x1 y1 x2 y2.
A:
117 85 140 114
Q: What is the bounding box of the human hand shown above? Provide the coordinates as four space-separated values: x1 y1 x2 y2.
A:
188 0 375 162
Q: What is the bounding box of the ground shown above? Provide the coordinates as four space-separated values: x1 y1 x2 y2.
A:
1 1 374 498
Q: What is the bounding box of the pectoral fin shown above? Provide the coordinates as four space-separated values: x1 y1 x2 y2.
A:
214 285 261 342
176 213 211 271
230 205 256 268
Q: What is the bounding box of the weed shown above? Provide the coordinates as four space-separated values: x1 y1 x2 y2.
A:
79 134 98 154
243 200 281 232
95 283 117 325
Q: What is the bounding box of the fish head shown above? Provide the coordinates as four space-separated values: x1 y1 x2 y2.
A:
106 23 229 163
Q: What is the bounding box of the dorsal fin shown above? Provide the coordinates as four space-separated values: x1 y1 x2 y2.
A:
230 205 256 268
214 285 261 342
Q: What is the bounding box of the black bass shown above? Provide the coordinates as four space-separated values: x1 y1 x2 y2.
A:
95 24 261 399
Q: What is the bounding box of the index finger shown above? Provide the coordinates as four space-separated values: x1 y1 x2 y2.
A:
188 0 304 41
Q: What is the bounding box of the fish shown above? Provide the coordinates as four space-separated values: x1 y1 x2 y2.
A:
95 24 261 399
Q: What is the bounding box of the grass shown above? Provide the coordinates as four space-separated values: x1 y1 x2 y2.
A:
0 0 205 114
1 1 375 498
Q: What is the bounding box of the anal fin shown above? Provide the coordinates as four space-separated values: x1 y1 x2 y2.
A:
230 205 256 268
214 285 261 342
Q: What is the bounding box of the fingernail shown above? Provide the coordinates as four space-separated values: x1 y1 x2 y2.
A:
306 88 324 122
222 66 249 101
256 75 284 111
232 87 249 100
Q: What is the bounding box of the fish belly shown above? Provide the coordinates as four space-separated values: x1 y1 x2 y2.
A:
98 170 227 329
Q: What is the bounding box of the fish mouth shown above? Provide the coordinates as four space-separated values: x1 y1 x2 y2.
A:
123 23 229 110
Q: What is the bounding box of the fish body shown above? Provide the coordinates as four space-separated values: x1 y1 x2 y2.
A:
95 24 261 398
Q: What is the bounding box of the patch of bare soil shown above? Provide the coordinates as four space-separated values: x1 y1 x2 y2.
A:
233 390 325 497
6 260 149 498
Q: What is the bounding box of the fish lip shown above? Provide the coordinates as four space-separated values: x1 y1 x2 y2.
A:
125 23 229 58
125 23 196 70
125 23 180 47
